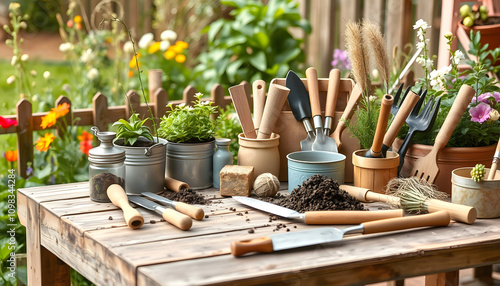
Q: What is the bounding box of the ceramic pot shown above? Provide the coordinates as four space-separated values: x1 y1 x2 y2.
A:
352 149 399 194
459 16 500 60
114 137 167 194
166 140 215 190
393 138 496 194
451 167 500 218
287 151 345 193
213 138 233 189
237 133 280 178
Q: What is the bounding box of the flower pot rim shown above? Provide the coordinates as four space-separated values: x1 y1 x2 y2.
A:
394 137 496 151
166 138 216 145
458 14 500 31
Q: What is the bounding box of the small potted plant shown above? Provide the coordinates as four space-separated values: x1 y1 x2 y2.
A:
158 92 221 189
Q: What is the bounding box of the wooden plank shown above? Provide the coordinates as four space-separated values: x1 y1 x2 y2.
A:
92 92 109 131
16 99 33 178
385 0 412 57
183 85 197 106
18 183 89 204
425 271 459 286
437 0 461 69
364 0 385 29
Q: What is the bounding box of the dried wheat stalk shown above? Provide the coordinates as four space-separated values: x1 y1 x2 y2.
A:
363 19 390 92
345 20 370 94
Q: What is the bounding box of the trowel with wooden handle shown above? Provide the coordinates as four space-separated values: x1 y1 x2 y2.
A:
229 84 257 139
252 80 266 129
142 192 204 220
324 69 341 139
107 184 144 229
257 84 290 139
128 196 192 230
231 211 450 256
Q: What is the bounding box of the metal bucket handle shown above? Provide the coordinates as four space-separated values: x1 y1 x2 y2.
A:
144 142 165 156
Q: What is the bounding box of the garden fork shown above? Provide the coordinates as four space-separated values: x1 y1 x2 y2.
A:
397 89 441 175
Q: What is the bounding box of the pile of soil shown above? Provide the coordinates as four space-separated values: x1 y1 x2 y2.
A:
159 188 207 205
264 175 365 212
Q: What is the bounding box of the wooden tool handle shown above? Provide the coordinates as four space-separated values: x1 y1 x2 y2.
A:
426 199 477 224
332 84 363 149
383 91 420 147
306 67 321 117
252 80 266 129
175 202 205 221
230 236 273 256
339 185 401 205
370 95 394 155
362 210 450 235
433 85 475 153
162 208 192 231
487 137 500 180
165 177 189 192
304 209 404 224
229 84 257 139
325 69 341 118
257 84 290 139
107 185 144 229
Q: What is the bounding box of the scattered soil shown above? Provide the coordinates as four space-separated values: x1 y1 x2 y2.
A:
263 174 365 212
90 172 124 203
158 188 208 205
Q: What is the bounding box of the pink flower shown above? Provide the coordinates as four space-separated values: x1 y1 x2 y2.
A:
493 92 500 102
469 102 492 123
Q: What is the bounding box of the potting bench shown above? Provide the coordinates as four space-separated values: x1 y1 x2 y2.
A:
17 182 500 285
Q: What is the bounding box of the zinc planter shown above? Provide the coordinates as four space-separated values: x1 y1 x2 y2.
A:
166 140 215 190
114 137 167 195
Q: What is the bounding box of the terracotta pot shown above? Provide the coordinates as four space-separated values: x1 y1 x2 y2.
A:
352 149 399 194
237 133 280 178
393 138 496 194
451 167 500 218
458 16 500 62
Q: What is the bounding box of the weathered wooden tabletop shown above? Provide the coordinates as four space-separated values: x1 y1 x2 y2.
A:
17 182 500 286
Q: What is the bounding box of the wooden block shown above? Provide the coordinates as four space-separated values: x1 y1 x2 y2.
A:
220 165 254 197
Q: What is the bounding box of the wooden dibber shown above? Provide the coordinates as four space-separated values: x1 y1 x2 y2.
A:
107 184 144 229
165 177 189 192
365 94 394 158
340 185 477 224
252 80 266 129
229 84 257 139
331 84 363 150
487 136 500 180
257 84 290 139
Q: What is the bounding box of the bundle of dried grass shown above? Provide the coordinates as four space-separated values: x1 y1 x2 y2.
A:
345 21 370 94
362 19 390 92
385 177 448 213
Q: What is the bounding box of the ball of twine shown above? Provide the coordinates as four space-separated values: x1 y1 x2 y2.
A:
253 173 280 197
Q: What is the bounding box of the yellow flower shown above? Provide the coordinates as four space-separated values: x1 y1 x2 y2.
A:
164 50 175 60
129 53 141 68
176 41 188 50
170 43 184 54
35 133 55 152
175 54 186 63
74 15 82 24
148 42 161 54
40 112 57 129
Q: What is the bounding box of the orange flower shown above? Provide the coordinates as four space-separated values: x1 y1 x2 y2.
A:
74 15 82 23
35 133 55 152
40 112 57 129
148 42 161 54
128 70 134 78
175 54 186 63
5 150 18 162
52 103 70 118
164 50 175 60
78 130 93 156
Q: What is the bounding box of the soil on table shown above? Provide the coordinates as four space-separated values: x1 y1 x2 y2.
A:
158 188 208 205
90 172 125 203
263 174 365 212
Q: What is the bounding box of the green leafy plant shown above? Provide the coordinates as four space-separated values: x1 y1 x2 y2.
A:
158 93 220 143
112 113 154 146
193 0 311 91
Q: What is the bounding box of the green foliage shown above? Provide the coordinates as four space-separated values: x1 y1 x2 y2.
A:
346 96 381 149
193 0 311 91
158 93 220 143
112 113 154 146
216 104 242 163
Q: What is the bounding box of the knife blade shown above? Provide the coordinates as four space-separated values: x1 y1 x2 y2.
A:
128 196 192 230
142 192 205 220
232 196 403 224
231 211 450 256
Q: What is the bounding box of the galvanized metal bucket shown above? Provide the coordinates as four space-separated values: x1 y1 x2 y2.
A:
166 140 215 190
114 137 167 194
287 151 346 193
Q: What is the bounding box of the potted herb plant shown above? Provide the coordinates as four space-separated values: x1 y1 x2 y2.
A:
158 92 221 189
394 19 500 193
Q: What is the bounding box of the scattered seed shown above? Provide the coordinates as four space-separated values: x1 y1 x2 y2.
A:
205 215 209 219
150 220 156 224
108 216 113 220
248 229 255 234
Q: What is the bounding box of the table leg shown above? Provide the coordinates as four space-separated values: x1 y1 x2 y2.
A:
424 271 459 286
26 197 70 285
473 265 493 284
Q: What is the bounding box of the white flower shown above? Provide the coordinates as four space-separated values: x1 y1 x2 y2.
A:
452 50 465 65
195 92 203 97
160 40 170 51
490 109 500 121
416 41 425 49
413 19 430 30
59 42 74 52
187 106 194 111
416 56 426 65
201 101 210 105
369 95 377 102
87 68 99 80
10 56 17 66
138 33 154 49
177 103 186 108
30 70 37 76
425 59 434 69
123 41 134 54
80 49 94 63
21 54 29 61
160 30 177 42
6 75 15 85
43 71 51 79
417 29 425 41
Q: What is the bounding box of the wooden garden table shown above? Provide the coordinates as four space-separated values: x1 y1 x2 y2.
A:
17 182 500 286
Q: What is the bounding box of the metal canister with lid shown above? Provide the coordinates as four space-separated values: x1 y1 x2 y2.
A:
88 127 125 202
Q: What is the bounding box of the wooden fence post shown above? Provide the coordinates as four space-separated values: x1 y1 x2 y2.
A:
92 92 109 131
210 84 225 121
183 86 197 106
16 99 33 178
151 88 168 126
